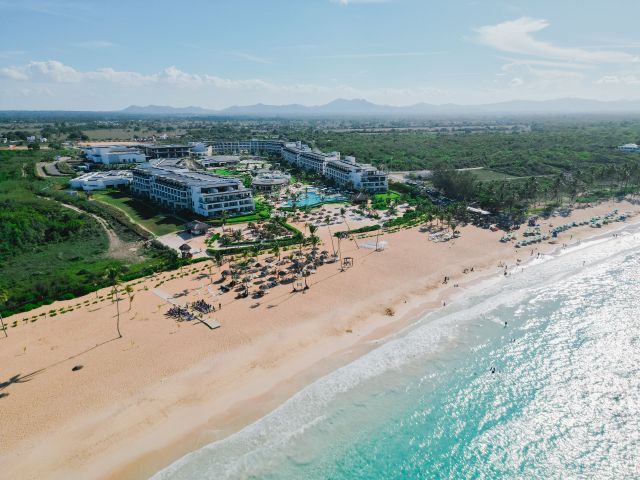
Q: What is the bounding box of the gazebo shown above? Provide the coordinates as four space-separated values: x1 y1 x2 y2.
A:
179 243 192 259
185 220 210 236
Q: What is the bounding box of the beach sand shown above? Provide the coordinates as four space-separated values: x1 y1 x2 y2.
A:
0 200 636 480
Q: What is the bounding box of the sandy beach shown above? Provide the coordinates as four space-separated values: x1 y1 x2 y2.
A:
1 199 637 480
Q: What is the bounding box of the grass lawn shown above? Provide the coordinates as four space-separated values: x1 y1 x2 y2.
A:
372 191 401 203
371 190 401 209
92 190 186 236
208 168 239 176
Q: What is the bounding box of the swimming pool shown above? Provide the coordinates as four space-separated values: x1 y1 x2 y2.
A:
283 190 347 208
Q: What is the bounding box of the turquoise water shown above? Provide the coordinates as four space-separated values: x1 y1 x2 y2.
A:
283 190 346 208
154 227 640 480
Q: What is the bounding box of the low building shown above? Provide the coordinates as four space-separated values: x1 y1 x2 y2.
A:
188 142 212 157
251 171 291 192
69 171 133 191
618 143 640 152
185 220 210 235
195 155 241 169
131 164 254 218
82 145 146 165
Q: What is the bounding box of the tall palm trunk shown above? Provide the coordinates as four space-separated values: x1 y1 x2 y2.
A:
114 288 122 339
0 313 6 338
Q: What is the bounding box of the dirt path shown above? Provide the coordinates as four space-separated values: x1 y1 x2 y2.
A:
90 197 158 238
56 202 141 260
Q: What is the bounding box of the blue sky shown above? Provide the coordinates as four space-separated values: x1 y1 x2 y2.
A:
1 0 639 110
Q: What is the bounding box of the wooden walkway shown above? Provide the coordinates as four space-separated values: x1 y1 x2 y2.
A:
198 317 221 330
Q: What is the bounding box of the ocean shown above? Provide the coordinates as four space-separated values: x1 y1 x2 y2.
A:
153 227 640 480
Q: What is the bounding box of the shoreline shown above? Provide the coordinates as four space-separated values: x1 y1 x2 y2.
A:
146 212 640 480
1 200 637 480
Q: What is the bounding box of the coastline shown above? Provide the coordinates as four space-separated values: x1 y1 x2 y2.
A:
1 200 637 480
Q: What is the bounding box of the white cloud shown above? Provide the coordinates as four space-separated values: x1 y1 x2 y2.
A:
596 74 640 85
0 59 456 109
477 17 639 64
502 61 585 80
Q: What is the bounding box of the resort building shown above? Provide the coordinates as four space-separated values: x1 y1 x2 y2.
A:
195 155 241 169
210 139 284 156
188 142 212 157
140 144 192 159
618 143 640 152
131 164 254 217
207 139 389 192
251 171 291 192
82 145 146 165
69 171 133 191
324 156 388 193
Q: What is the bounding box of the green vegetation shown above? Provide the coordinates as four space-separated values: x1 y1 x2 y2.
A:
468 168 520 183
305 120 640 175
208 168 238 176
371 190 401 210
335 224 381 237
0 149 179 317
92 189 185 236
208 199 271 226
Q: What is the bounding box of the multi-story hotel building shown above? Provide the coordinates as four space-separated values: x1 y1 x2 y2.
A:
139 139 388 193
280 142 388 192
131 164 254 218
140 144 192 159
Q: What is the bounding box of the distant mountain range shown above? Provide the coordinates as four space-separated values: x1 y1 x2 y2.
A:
117 98 640 117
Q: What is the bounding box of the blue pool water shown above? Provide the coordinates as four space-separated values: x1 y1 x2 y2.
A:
283 190 346 208
154 226 640 480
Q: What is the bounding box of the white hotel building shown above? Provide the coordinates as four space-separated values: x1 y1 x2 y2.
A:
131 164 254 218
281 142 388 193
69 171 133 191
82 146 146 165
211 139 388 193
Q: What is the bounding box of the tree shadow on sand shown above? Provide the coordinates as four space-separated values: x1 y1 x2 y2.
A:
0 335 121 398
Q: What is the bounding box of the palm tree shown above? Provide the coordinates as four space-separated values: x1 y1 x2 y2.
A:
308 224 320 252
340 207 359 249
0 289 8 338
294 231 305 253
207 262 213 284
324 216 337 256
105 267 123 339
271 241 281 261
125 284 135 312
220 211 229 233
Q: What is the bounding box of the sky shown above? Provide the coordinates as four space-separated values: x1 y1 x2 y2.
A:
1 0 639 110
